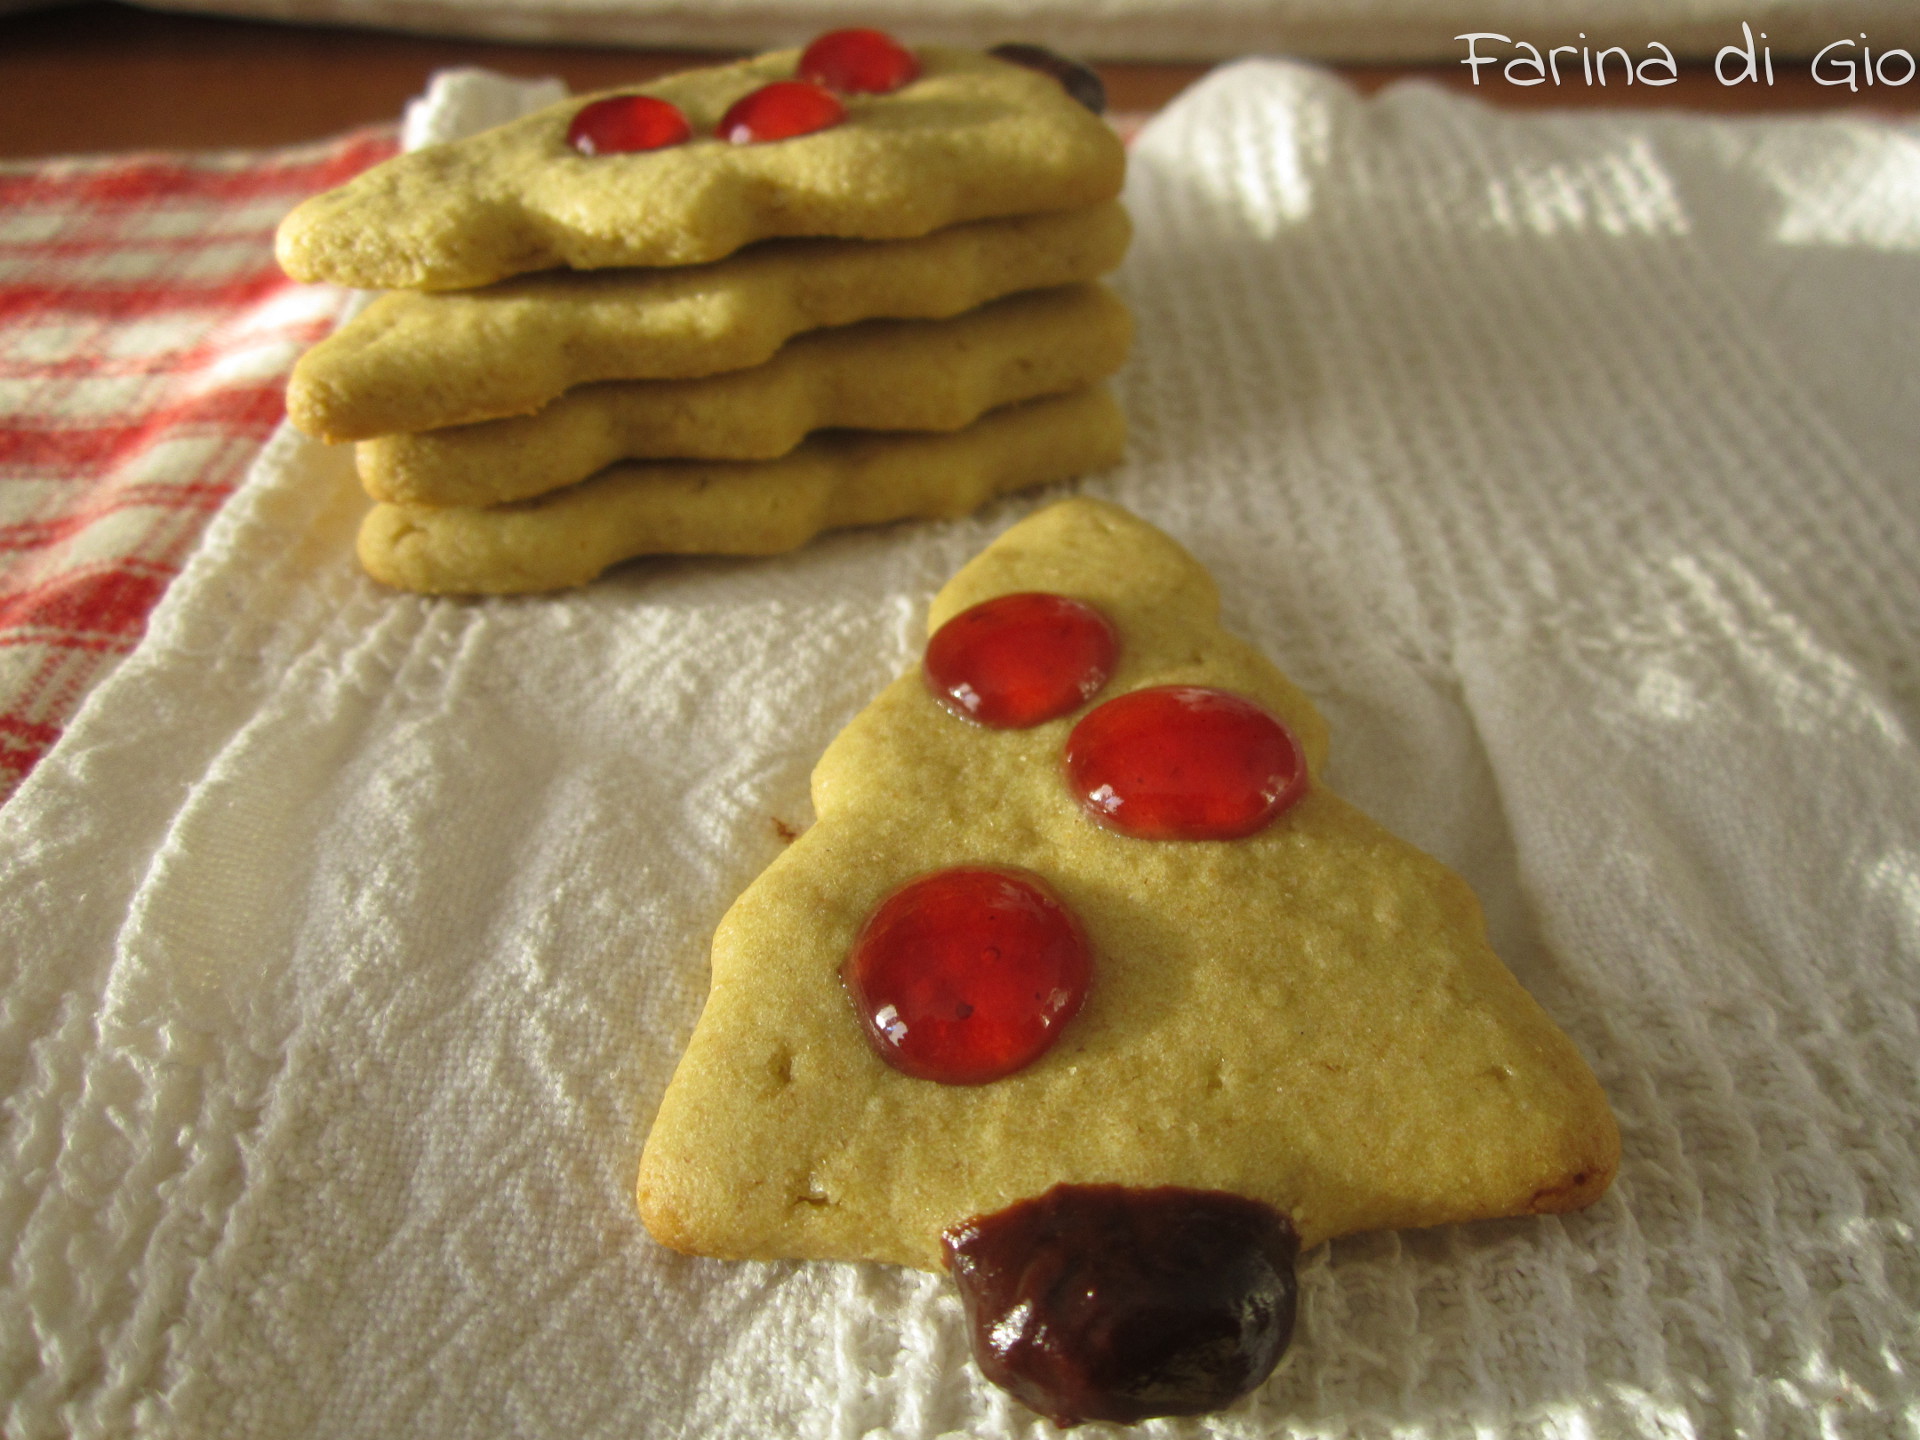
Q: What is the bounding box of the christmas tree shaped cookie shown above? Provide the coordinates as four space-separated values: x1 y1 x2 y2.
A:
637 498 1619 1425
287 202 1131 442
276 43 1125 291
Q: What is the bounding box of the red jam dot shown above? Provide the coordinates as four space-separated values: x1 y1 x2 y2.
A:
565 94 692 155
1064 686 1307 841
798 28 921 93
843 867 1091 1085
719 81 846 144
925 592 1118 729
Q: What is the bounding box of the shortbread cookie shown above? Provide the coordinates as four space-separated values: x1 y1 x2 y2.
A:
357 387 1125 594
359 284 1133 507
289 202 1130 441
636 499 1618 1274
276 47 1126 291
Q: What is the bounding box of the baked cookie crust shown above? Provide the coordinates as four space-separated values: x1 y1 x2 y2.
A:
356 388 1126 594
357 284 1132 507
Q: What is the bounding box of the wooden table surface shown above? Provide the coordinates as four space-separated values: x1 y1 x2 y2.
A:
4 1 1919 160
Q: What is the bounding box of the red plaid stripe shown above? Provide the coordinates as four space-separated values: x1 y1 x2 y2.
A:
0 128 398 804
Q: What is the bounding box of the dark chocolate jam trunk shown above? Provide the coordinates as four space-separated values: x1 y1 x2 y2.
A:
988 43 1107 114
943 1185 1299 1426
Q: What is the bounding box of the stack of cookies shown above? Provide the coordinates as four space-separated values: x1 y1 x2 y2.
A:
276 38 1133 595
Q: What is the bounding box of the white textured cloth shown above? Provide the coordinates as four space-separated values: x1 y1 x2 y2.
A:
119 0 1920 61
6 61 1920 1440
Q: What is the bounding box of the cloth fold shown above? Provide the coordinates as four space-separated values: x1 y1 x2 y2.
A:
3 60 1918 1439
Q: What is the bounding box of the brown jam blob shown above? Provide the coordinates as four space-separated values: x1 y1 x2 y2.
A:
988 43 1107 114
942 1185 1299 1427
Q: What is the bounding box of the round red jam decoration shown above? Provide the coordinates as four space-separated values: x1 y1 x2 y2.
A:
1064 686 1307 840
718 81 846 144
565 94 692 155
944 1185 1300 1426
843 867 1090 1085
924 592 1118 729
798 28 920 93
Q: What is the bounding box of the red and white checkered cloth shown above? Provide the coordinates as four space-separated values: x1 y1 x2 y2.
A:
0 128 397 805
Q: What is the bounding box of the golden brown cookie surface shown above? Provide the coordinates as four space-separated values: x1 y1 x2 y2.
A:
275 47 1126 292
288 203 1130 442
356 388 1126 595
636 499 1618 1271
357 284 1133 507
